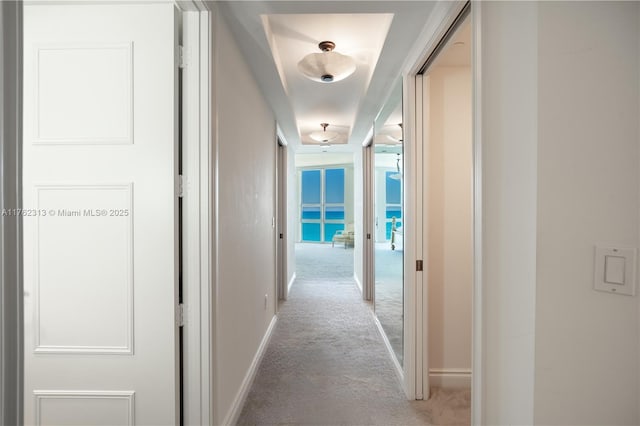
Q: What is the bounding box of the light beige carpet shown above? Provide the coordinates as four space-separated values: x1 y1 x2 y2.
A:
412 387 471 425
236 245 470 425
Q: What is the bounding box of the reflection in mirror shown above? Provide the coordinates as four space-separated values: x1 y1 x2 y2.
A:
373 79 403 364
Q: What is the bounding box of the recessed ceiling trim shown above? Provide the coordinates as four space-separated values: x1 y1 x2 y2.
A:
261 12 394 145
217 1 438 149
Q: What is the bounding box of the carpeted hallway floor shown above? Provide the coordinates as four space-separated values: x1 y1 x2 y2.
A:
236 243 470 426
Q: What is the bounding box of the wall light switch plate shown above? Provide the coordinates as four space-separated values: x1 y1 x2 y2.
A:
594 246 636 296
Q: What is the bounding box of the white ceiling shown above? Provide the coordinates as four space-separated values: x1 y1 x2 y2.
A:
263 13 392 146
295 152 354 168
216 1 438 152
431 17 471 68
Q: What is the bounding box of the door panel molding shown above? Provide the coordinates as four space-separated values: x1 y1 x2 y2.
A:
34 391 135 426
32 183 134 355
33 42 133 145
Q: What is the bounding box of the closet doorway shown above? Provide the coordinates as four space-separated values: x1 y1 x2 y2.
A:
412 5 473 402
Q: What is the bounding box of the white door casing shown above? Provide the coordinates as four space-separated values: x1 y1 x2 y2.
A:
362 143 374 302
276 142 288 301
401 0 471 404
23 4 180 425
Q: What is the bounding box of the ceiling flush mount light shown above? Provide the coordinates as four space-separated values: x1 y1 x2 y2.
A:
395 123 404 143
389 153 402 180
382 123 403 144
298 41 356 83
310 123 338 143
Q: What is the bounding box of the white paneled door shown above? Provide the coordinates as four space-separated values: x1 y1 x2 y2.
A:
23 4 180 425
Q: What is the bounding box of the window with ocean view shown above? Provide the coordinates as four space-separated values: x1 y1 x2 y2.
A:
300 168 345 242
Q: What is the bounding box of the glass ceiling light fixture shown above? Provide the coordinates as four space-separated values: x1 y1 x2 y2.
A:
395 123 403 143
385 123 404 144
389 153 402 181
310 123 338 143
297 41 356 83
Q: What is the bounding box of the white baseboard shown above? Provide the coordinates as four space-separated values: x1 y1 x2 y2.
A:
354 274 362 295
429 368 472 389
287 273 296 294
221 315 278 426
372 314 404 386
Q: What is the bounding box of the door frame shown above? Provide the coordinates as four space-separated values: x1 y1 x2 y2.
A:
362 142 374 302
179 2 214 425
400 0 481 418
470 6 483 421
275 137 288 301
1 2 24 425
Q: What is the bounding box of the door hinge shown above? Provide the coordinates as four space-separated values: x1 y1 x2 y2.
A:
279 233 284 239
416 260 423 271
178 174 185 198
177 45 187 69
367 233 371 240
177 303 185 327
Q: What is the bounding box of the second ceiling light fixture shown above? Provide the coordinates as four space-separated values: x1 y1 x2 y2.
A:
310 123 338 143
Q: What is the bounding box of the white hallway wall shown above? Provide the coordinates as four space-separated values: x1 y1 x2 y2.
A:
480 1 540 422
480 1 640 424
535 2 639 424
212 9 277 425
426 66 472 383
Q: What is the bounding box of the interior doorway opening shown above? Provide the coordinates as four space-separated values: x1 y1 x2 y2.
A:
293 152 356 283
412 4 473 405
